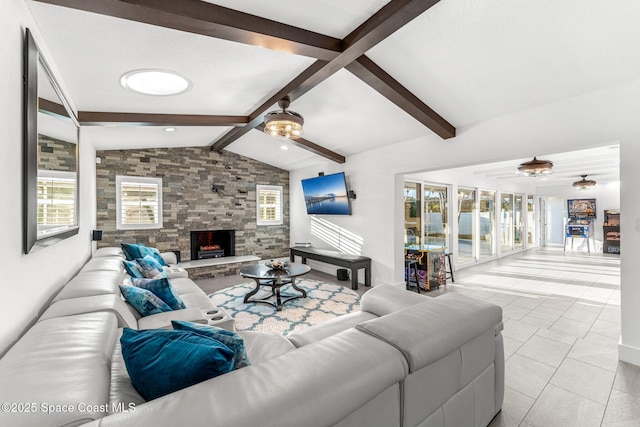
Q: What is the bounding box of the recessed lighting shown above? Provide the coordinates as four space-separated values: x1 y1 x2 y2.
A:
164 127 176 132
280 145 289 150
120 69 190 96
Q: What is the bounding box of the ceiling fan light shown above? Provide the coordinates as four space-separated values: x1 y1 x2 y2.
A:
264 97 304 139
517 157 553 177
573 175 597 190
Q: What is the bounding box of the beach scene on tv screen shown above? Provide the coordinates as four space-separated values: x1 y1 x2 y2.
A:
302 173 351 215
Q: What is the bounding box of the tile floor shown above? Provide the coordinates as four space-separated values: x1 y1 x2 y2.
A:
429 246 639 427
196 246 639 426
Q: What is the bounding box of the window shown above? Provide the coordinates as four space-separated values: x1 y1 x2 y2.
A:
37 170 77 235
116 176 163 230
256 185 283 226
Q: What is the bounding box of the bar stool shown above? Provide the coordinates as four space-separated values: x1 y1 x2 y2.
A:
404 258 420 293
444 252 454 283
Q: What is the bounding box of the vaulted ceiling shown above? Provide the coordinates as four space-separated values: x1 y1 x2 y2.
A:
25 0 640 175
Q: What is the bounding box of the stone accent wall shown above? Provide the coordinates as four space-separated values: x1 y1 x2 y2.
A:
39 135 76 172
96 147 289 271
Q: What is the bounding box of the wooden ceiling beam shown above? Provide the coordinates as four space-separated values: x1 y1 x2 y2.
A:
255 124 345 164
210 59 328 152
290 0 443 99
39 98 70 119
39 0 455 161
212 0 450 152
78 111 248 126
346 55 455 139
33 0 343 61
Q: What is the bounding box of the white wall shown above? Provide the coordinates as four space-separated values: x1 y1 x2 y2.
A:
0 0 97 356
290 73 640 364
545 197 566 244
537 182 621 247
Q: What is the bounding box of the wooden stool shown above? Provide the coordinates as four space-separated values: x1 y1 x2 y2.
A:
404 259 420 293
444 252 454 283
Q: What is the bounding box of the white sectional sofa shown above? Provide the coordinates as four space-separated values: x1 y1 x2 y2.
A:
0 247 504 427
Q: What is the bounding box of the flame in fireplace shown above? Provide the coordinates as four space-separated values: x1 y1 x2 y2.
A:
201 244 221 251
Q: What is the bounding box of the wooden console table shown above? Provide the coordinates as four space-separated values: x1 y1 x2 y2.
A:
289 247 371 290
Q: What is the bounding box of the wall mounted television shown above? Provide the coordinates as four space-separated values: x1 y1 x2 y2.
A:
301 172 352 215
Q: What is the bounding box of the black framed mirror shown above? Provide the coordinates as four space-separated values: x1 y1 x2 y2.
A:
24 29 80 254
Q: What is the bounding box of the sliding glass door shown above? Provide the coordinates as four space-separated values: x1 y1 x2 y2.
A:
479 190 496 259
457 188 475 263
527 195 536 247
404 182 421 246
500 193 514 253
514 194 524 250
424 184 449 249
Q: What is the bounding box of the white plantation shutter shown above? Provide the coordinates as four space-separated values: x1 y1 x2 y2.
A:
37 170 77 228
116 176 163 230
256 185 283 225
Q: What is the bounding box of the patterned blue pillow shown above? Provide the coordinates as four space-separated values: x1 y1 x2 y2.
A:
138 245 168 267
120 327 235 401
136 255 168 279
123 260 145 279
172 321 250 370
119 285 173 316
131 277 186 310
121 242 144 261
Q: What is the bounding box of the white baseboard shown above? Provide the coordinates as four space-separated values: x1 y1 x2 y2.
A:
619 340 640 366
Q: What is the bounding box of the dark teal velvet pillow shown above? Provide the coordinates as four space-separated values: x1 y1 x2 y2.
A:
119 285 173 316
138 244 168 266
136 255 168 279
121 242 144 261
131 277 186 310
123 260 145 279
120 327 236 401
172 321 251 370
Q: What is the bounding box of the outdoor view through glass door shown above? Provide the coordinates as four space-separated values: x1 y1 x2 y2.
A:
424 184 449 249
514 194 524 250
404 182 421 246
501 193 514 253
458 188 475 263
527 195 536 246
479 190 496 259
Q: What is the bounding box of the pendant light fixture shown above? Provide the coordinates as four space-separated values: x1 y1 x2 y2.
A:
264 96 304 139
573 175 597 190
517 157 553 177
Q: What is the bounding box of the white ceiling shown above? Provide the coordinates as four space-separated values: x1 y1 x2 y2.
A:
407 145 621 189
25 0 640 175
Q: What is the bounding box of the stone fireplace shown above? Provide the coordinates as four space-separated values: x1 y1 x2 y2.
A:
190 230 235 260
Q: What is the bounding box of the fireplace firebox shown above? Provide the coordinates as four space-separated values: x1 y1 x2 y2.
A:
190 230 235 260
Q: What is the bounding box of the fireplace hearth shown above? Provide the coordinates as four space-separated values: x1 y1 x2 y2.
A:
190 230 235 260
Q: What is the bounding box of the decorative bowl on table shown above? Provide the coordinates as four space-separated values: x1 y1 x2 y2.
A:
265 260 288 270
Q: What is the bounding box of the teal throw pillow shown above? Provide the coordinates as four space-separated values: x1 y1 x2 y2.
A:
120 285 173 316
123 260 145 279
120 327 235 401
138 244 168 267
136 255 168 279
131 277 186 310
121 242 144 261
172 321 250 370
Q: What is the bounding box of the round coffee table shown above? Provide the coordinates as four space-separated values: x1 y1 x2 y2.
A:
239 262 311 311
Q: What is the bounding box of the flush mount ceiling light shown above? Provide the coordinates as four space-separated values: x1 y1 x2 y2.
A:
573 175 597 190
517 157 553 177
264 96 303 139
120 69 190 96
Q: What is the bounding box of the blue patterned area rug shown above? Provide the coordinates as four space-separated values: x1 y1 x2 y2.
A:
209 278 360 336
